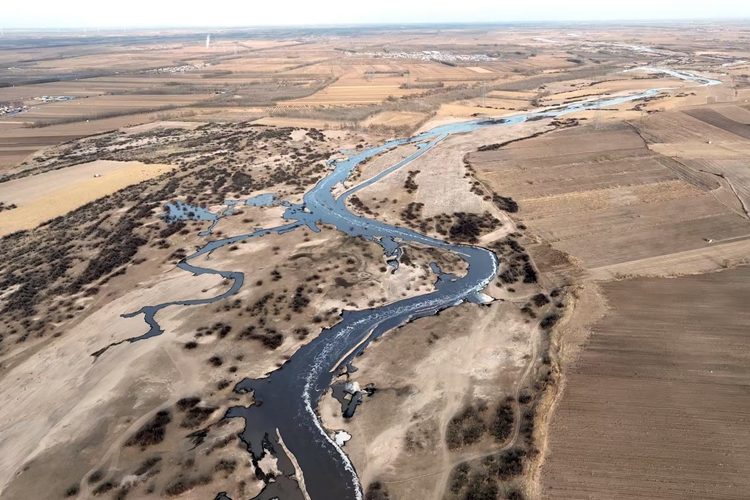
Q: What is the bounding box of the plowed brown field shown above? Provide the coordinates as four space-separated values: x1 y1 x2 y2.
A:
469 121 750 278
542 268 750 500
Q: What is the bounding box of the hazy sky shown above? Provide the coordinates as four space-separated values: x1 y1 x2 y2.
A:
4 0 750 29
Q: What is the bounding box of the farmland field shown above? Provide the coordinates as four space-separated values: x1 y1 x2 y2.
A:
541 268 750 500
0 160 175 236
469 121 750 279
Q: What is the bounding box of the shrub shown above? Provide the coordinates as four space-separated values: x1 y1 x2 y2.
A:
531 293 550 307
134 456 162 476
465 473 499 500
365 481 390 500
214 459 237 473
176 397 201 411
180 406 217 429
490 399 514 442
92 481 116 496
522 263 537 283
446 405 487 450
540 314 560 330
506 487 525 500
125 410 171 448
450 463 470 494
484 448 527 480
164 475 212 497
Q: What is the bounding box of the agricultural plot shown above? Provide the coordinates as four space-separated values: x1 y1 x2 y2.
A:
0 160 175 236
469 121 750 278
4 94 215 124
683 108 750 140
542 268 750 500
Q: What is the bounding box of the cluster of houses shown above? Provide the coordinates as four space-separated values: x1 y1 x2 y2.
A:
144 63 211 74
0 104 27 116
347 50 497 62
33 95 76 102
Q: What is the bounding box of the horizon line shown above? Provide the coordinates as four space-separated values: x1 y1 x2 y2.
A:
3 17 750 32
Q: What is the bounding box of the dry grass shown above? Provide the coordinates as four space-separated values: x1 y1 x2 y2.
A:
0 160 175 236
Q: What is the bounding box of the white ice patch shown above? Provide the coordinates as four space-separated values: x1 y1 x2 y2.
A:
344 381 361 394
624 67 722 86
334 431 352 447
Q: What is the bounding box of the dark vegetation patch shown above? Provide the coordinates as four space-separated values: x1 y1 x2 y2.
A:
92 481 117 496
540 313 560 330
448 212 500 244
180 406 218 429
446 404 488 450
489 237 537 286
491 195 518 213
176 396 201 411
164 474 213 497
398 206 501 244
125 410 172 448
531 293 550 307
134 456 162 476
448 448 530 500
490 397 515 442
0 201 18 212
88 469 104 484
404 170 420 193
365 481 391 500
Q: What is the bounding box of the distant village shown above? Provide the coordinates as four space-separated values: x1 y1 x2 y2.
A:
0 104 28 116
1 96 77 116
144 63 211 74
346 50 497 62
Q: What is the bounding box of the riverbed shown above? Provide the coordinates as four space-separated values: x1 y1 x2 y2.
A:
107 69 719 500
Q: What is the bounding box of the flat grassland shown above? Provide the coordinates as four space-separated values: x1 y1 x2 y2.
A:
541 268 750 499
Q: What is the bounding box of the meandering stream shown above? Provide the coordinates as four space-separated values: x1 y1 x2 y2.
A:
101 69 719 500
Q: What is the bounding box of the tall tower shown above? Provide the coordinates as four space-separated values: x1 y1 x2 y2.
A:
206 34 211 49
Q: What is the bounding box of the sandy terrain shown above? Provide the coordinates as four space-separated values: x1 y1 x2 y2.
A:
320 300 539 499
0 160 175 236
0 268 227 497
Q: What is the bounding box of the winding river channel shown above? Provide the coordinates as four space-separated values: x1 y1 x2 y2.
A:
103 68 720 500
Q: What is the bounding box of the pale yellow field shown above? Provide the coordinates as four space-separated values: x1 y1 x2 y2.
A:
285 82 419 104
363 111 427 128
0 160 175 236
7 94 215 123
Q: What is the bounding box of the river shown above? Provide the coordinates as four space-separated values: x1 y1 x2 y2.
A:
101 69 719 499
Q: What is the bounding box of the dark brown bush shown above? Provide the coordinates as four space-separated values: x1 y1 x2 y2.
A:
176 396 201 411
490 399 514 442
180 406 217 429
446 405 487 450
125 410 171 448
